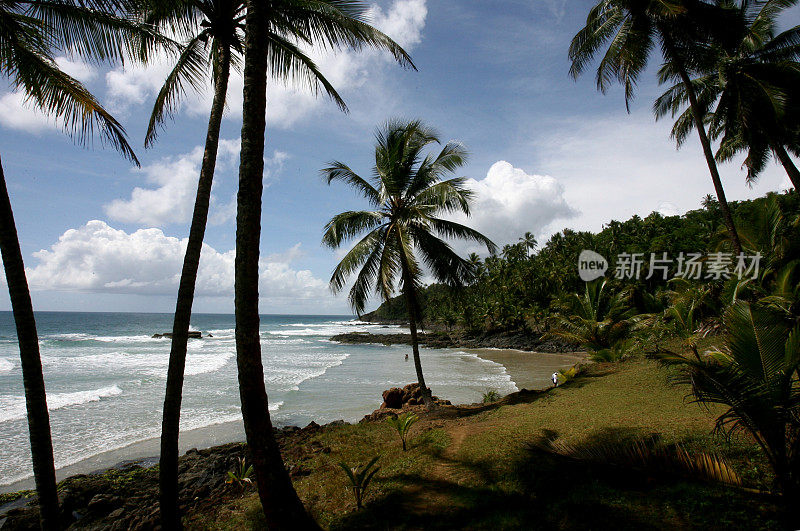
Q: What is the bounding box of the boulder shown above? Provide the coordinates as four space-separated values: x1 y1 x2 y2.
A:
378 383 451 411
381 387 404 409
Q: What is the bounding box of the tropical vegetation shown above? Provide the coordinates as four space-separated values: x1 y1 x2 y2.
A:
659 301 800 517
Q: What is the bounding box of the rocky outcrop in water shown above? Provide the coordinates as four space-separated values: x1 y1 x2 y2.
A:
152 331 203 339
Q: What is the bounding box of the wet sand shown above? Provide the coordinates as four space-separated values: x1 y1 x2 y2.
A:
467 348 585 391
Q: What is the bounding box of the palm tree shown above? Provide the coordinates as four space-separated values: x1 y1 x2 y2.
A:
235 1 413 527
139 2 410 526
655 0 800 190
548 278 639 357
569 0 744 254
520 231 537 254
658 301 800 523
0 2 167 527
322 119 496 406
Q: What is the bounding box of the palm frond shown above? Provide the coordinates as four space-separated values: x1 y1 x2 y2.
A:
322 210 384 248
145 32 211 147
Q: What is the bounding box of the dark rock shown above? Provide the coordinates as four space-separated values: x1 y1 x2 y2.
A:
87 493 122 514
152 331 202 339
303 421 320 433
382 387 404 409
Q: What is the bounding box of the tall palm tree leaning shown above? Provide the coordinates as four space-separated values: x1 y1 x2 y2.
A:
0 2 168 527
322 120 497 406
654 0 800 191
234 1 413 527
569 0 744 254
138 2 409 526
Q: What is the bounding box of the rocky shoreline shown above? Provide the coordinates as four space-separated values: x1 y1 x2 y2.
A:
0 420 346 530
330 329 580 353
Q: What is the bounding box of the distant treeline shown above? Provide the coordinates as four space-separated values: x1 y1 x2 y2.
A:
362 192 800 332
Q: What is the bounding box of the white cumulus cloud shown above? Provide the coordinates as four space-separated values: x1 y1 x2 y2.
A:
0 57 98 135
102 0 427 128
25 220 328 303
449 161 577 253
104 140 290 228
0 92 58 134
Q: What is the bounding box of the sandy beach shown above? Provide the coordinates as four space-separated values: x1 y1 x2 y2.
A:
468 349 585 391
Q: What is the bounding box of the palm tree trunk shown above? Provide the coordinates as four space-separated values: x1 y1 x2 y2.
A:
159 43 231 530
662 36 742 255
773 144 800 191
0 155 60 530
236 2 318 528
400 258 432 407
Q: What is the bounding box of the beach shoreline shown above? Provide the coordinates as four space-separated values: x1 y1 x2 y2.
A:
0 347 582 495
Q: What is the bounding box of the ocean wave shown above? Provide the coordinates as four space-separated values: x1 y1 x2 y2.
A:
267 320 400 337
185 351 234 376
0 358 14 373
40 348 235 378
0 385 122 424
264 352 350 392
42 333 157 344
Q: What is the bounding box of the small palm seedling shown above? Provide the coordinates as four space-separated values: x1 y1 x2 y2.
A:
482 390 501 403
226 457 254 490
386 412 419 451
339 456 380 509
555 365 581 386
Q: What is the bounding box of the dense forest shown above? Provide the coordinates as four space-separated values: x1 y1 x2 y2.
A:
363 191 800 337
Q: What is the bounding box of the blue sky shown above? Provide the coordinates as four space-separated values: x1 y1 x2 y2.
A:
0 0 798 315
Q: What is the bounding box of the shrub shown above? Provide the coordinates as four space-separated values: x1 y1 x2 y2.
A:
482 389 501 403
226 457 254 490
339 456 380 509
386 412 419 451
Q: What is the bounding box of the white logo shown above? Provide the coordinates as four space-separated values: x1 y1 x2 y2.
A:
578 250 608 282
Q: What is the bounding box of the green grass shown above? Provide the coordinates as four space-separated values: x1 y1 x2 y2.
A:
188 352 780 529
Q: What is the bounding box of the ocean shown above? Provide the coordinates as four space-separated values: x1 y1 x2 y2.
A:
0 312 520 489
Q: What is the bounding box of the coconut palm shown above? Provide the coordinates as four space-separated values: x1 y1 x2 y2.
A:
235 1 413 527
569 0 744 254
322 119 496 406
654 0 800 190
0 2 168 527
658 301 800 522
139 2 412 526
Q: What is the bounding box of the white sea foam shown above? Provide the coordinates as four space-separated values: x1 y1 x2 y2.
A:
264 352 350 392
0 358 13 373
0 385 122 424
40 348 234 378
268 321 399 337
184 351 234 376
